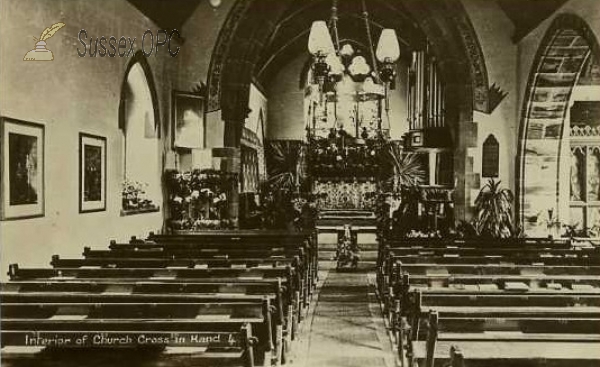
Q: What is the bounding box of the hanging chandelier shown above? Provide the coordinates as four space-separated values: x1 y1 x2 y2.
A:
307 0 401 139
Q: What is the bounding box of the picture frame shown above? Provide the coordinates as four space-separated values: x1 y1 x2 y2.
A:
1 117 45 220
79 133 107 213
172 91 205 150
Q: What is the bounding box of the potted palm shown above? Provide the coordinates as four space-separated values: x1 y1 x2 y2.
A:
473 179 514 238
379 143 426 236
263 141 310 230
384 143 425 190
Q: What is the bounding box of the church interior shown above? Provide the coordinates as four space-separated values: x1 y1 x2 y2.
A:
1 0 600 366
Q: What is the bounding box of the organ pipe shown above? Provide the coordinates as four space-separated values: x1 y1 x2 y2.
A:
408 49 445 130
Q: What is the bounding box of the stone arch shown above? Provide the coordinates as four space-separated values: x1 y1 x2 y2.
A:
517 13 600 232
206 0 491 220
206 0 489 139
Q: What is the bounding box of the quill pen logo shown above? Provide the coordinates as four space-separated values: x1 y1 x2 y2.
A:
23 22 65 61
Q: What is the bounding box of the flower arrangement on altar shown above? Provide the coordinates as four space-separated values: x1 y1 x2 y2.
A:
164 169 233 230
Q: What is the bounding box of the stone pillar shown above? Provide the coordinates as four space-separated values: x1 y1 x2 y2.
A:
446 82 474 223
213 146 241 229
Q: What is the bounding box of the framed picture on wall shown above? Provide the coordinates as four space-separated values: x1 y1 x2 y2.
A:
1 117 45 220
172 91 205 149
79 133 106 213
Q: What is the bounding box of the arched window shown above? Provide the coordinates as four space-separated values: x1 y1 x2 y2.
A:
482 134 499 178
119 55 161 213
518 14 599 234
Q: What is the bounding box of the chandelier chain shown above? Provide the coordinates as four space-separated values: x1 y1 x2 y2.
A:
361 0 380 82
330 0 340 52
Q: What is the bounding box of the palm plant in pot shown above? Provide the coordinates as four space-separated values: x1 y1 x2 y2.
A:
263 141 310 230
383 142 425 190
473 179 515 238
380 142 426 236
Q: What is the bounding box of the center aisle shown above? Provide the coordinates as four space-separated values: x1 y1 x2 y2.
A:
293 263 396 367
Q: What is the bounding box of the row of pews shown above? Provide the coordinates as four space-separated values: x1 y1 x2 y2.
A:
1 230 318 367
377 237 600 367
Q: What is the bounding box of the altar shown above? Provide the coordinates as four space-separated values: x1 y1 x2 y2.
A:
314 179 377 211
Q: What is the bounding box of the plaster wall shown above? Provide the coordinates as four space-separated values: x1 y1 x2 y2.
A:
0 0 175 277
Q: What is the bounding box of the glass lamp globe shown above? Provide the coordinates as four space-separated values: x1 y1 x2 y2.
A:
308 21 335 56
348 56 371 76
376 29 400 63
340 44 355 58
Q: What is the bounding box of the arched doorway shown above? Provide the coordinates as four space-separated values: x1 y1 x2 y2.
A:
518 14 600 236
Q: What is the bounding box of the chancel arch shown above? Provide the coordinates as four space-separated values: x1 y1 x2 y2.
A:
517 13 600 236
207 0 491 221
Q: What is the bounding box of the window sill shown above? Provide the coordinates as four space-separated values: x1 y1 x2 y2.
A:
121 206 160 217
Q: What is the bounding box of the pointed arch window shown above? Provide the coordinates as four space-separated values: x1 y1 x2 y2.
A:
119 53 161 214
482 134 499 178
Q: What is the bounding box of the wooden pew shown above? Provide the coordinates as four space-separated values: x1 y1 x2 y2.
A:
380 237 575 254
385 269 600 319
51 255 296 278
53 253 305 327
146 230 317 279
83 247 299 265
378 237 600 367
381 245 598 272
1 300 273 350
145 230 319 301
380 254 600 298
408 309 600 367
380 255 600 309
392 285 600 366
5 265 295 365
109 244 304 259
388 270 600 367
377 237 593 288
99 238 312 310
79 249 307 308
393 263 600 276
2 321 257 367
1 230 319 366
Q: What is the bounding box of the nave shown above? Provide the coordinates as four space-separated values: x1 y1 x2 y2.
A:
2 0 600 366
2 230 600 367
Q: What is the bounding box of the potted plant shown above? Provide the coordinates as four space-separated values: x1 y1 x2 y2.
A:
385 147 425 190
378 143 426 236
122 179 155 212
473 179 514 238
262 141 310 230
